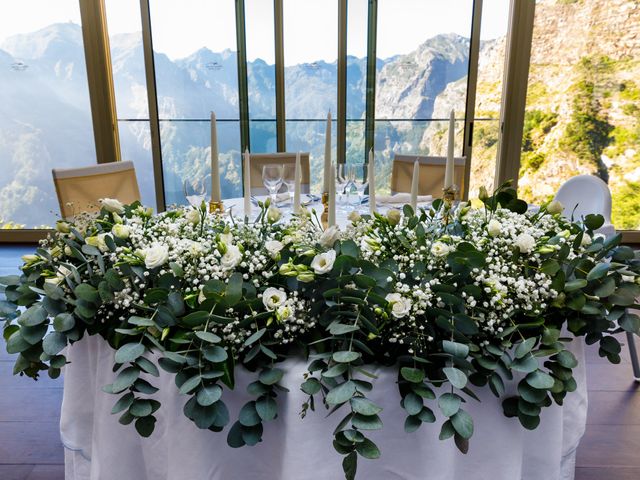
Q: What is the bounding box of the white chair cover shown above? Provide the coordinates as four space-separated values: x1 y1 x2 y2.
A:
554 175 612 224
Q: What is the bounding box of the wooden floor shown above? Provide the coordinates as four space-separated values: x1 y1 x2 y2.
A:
1 245 639 480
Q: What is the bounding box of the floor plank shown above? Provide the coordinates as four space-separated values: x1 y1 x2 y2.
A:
575 467 640 480
0 464 64 480
0 422 64 464
576 424 640 467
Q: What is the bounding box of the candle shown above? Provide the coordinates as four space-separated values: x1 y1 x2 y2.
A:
444 109 455 189
328 162 336 227
410 159 419 211
243 148 251 218
323 111 332 193
293 152 301 214
210 112 221 202
368 148 376 215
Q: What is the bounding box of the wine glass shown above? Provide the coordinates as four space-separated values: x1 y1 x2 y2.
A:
348 163 369 212
183 175 209 208
262 164 284 205
336 163 351 211
282 164 296 206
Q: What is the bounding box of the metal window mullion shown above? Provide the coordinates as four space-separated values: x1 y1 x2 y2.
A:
139 0 166 212
235 0 250 154
364 0 377 163
495 0 536 189
337 0 347 164
461 0 483 201
274 0 286 151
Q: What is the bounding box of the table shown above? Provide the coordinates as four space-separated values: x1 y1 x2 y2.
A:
60 198 608 480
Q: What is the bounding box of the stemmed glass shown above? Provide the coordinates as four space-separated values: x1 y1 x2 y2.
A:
336 163 351 211
262 164 284 205
348 163 369 212
183 174 210 208
282 164 296 206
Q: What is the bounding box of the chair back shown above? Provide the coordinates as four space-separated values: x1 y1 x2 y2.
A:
249 153 311 195
391 155 466 197
52 161 141 219
554 175 612 224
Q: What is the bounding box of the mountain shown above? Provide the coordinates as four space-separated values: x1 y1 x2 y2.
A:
0 23 477 227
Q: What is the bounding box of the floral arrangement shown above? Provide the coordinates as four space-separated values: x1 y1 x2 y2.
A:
1 186 639 479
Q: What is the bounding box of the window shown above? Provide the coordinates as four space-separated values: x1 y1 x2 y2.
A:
283 0 338 193
519 0 640 230
105 0 156 209
149 0 242 205
374 0 473 194
346 0 368 166
469 0 510 199
0 0 96 228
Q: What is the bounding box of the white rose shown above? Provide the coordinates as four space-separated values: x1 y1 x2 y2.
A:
263 287 287 311
112 224 130 239
221 244 242 269
267 206 282 223
547 200 564 215
265 240 284 259
311 249 336 275
431 241 451 257
515 233 536 253
319 226 341 248
186 209 200 225
142 243 169 269
348 211 361 223
86 233 109 252
487 219 502 237
385 293 412 319
100 198 125 214
581 233 592 246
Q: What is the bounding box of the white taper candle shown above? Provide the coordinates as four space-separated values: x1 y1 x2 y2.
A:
293 152 301 214
328 162 336 227
323 112 332 193
444 109 455 189
410 159 420 211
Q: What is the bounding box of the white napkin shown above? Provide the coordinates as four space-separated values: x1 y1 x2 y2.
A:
376 193 433 205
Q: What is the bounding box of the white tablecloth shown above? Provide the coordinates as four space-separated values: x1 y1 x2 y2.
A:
61 334 587 480
60 199 600 480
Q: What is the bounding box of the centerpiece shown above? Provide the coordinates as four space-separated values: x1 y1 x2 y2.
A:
1 184 638 480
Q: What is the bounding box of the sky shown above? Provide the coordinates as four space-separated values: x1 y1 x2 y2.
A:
0 0 510 65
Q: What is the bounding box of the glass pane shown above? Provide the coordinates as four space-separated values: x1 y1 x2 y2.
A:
469 0 510 199
283 0 338 134
246 0 277 152
346 0 368 165
519 0 640 229
374 0 473 195
118 121 155 208
105 0 148 119
0 0 96 228
160 120 242 206
373 120 465 195
149 0 239 120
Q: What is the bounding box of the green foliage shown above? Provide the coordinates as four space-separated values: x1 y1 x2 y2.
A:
611 181 640 229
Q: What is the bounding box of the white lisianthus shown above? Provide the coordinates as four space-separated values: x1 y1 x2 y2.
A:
311 249 337 275
198 289 207 304
112 213 123 224
263 287 287 311
276 304 293 321
265 240 284 259
86 233 109 252
387 209 401 226
21 254 39 264
64 246 72 256
348 211 361 223
319 226 341 248
361 236 380 253
185 209 200 225
56 221 71 233
100 198 125 214
141 243 169 269
221 244 242 269
487 219 502 237
547 200 564 215
112 224 131 239
581 233 592 246
267 206 282 223
219 232 234 246
431 241 452 257
515 233 536 253
385 293 412 319
183 239 205 257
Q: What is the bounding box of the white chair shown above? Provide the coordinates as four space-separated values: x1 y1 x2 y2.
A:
554 175 639 380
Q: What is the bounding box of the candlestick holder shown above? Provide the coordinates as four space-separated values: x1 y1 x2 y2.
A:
209 201 225 214
442 184 458 204
321 192 329 228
